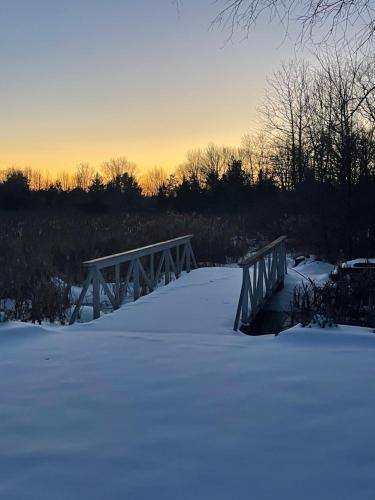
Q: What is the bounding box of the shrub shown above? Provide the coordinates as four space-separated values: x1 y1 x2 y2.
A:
290 274 375 328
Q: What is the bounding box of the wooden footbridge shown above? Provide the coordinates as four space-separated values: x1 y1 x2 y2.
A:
69 235 287 332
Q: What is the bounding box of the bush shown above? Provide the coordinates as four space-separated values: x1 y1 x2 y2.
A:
290 274 375 328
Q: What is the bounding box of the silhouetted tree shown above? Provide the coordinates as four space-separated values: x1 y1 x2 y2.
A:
106 173 142 210
0 170 30 209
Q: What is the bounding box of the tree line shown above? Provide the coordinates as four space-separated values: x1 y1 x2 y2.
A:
1 50 375 258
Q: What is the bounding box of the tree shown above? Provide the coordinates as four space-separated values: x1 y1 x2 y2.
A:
0 169 30 209
175 174 203 212
73 163 94 191
219 159 250 212
141 167 168 196
214 1 375 51
175 149 205 186
240 132 271 184
57 171 72 192
106 172 142 210
101 157 137 183
89 173 105 193
261 60 311 189
176 145 238 188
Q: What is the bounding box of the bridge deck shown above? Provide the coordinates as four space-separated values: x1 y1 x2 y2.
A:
72 267 243 335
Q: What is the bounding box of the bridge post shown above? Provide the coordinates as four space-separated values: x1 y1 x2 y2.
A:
150 253 155 291
176 245 180 277
115 264 120 308
186 242 191 273
92 267 101 320
241 268 249 324
133 259 140 300
165 250 171 284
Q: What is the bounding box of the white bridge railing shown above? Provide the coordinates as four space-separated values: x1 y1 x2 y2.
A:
69 235 197 324
234 236 287 331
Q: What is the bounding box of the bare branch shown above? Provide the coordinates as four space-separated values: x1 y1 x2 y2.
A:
213 1 375 50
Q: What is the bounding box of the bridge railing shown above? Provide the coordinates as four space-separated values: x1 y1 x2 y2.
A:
234 236 287 331
69 235 197 324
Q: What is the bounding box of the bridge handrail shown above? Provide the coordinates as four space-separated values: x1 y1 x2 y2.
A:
234 236 287 331
84 235 194 269
239 235 287 268
69 235 197 325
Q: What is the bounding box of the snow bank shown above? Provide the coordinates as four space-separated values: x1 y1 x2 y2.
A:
266 257 334 312
341 258 375 268
1 267 374 500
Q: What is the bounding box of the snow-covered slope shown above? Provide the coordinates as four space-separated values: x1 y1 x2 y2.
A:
1 266 375 500
266 257 334 312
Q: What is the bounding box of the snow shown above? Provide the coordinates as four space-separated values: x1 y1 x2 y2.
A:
341 258 375 268
1 265 375 500
266 257 334 312
72 267 242 334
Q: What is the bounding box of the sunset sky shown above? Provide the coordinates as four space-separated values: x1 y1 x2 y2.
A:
0 0 299 174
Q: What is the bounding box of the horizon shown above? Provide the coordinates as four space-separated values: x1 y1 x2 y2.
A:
0 0 300 174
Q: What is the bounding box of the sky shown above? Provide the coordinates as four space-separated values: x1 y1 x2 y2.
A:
0 0 300 174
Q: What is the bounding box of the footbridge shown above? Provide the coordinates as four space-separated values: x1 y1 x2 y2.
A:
69 235 287 333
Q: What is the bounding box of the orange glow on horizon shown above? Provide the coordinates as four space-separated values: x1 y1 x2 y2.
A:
0 129 251 175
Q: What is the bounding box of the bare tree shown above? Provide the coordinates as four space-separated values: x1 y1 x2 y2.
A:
176 145 239 186
74 163 94 191
58 171 72 192
141 166 168 196
202 143 230 178
240 132 271 183
42 171 52 190
316 50 375 186
175 149 205 185
259 49 375 196
214 1 375 50
101 156 137 182
29 169 44 191
260 59 311 188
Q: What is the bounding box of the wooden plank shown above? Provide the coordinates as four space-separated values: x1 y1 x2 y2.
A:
123 261 134 299
68 269 93 325
186 242 191 273
179 245 187 272
234 277 246 331
248 269 256 311
241 269 250 323
115 264 120 308
98 269 116 308
165 250 171 284
176 245 180 277
154 252 166 286
92 268 101 320
83 235 194 269
133 259 140 301
239 236 287 268
168 248 178 278
188 241 198 269
150 253 155 290
138 259 152 290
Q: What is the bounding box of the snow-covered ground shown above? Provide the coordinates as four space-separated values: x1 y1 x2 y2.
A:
1 264 375 499
266 256 334 312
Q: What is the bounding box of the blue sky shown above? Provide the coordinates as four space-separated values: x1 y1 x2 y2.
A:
0 0 301 172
